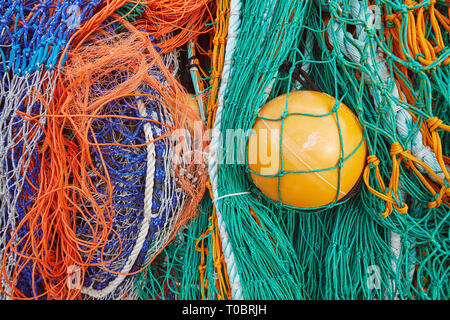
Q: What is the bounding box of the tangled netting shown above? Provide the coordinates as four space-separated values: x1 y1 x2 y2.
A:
204 0 448 300
71 29 195 300
0 0 448 301
0 0 101 299
0 3 207 299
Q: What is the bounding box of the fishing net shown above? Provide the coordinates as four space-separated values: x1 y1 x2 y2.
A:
0 0 448 301
321 0 450 299
0 0 101 299
1 5 207 298
71 30 191 300
136 195 209 300
136 0 236 300
206 0 449 300
206 0 313 300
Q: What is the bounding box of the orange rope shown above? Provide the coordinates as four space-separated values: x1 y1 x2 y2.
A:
205 0 230 131
195 0 232 300
364 134 450 218
195 218 214 299
364 1 450 217
197 182 232 300
385 0 450 67
133 0 216 53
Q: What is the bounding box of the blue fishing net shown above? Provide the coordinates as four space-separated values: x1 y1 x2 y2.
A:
0 0 101 299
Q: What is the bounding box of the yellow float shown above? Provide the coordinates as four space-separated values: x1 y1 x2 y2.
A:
247 90 367 209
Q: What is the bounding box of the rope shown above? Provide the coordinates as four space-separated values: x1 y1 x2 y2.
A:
328 0 449 216
208 0 244 300
81 99 156 299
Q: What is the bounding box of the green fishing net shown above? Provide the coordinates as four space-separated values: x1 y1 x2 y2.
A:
137 0 449 300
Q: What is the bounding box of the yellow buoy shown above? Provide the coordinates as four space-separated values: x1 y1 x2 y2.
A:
247 90 367 209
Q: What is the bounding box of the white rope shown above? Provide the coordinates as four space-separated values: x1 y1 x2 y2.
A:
82 99 156 298
207 0 244 300
213 192 251 203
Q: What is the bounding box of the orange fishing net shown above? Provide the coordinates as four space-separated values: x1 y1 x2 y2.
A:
1 14 207 300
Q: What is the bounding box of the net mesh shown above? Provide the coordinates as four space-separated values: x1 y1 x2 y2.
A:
205 0 449 300
0 0 101 299
0 0 448 301
1 7 207 299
